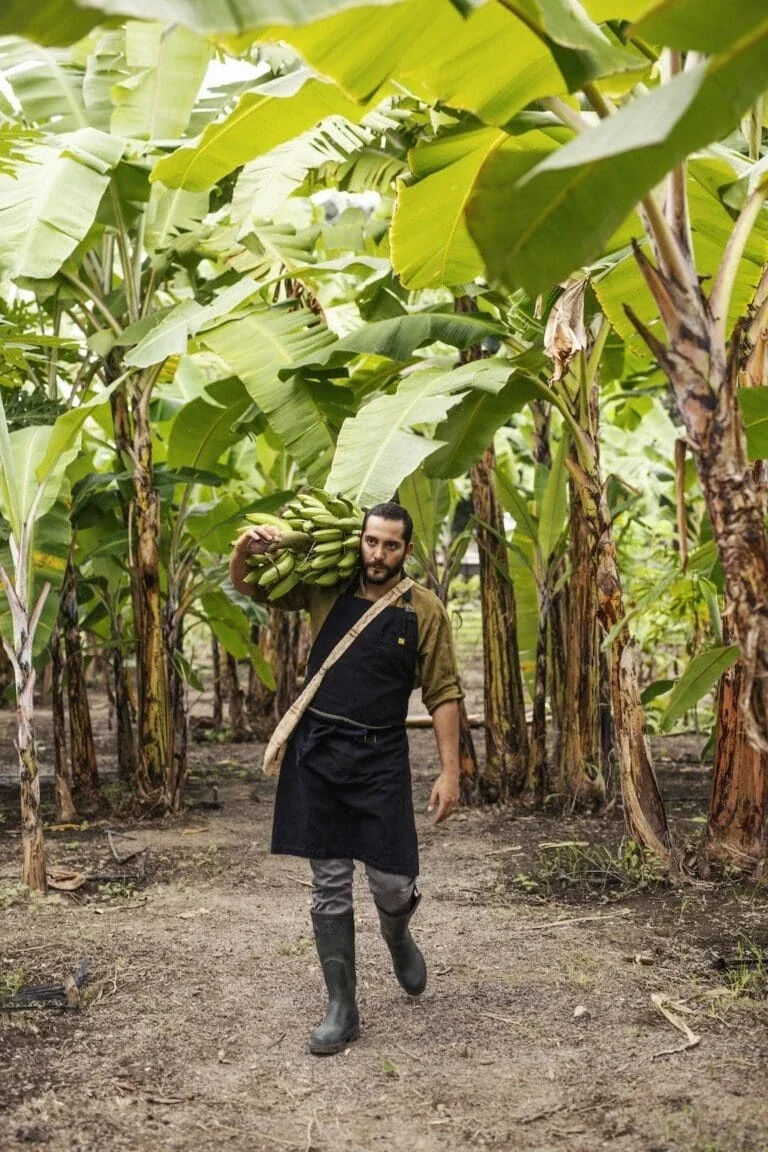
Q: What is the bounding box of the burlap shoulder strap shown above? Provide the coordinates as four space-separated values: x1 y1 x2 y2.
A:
262 576 414 776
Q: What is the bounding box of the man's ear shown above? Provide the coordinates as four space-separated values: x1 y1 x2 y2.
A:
405 541 414 558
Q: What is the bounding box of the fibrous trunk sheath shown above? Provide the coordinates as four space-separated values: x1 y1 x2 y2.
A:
61 555 100 813
470 445 529 802
706 616 768 872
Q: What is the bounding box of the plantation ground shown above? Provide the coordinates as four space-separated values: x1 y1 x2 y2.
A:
2 715 768 1152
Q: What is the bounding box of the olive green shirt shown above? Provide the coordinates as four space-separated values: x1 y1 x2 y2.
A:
232 548 462 715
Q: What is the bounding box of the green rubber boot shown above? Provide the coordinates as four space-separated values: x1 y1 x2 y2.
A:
308 912 360 1056
376 892 427 996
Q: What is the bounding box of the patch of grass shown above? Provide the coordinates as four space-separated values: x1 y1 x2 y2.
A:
101 781 137 819
191 843 222 874
0 882 28 911
0 965 24 1002
96 880 137 902
278 936 313 957
723 936 768 1001
498 838 667 904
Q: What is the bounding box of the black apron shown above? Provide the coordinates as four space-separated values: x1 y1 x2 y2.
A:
270 589 419 875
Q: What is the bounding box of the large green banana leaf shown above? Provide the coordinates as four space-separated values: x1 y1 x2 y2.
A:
467 16 768 294
166 377 253 471
311 310 505 367
425 362 541 479
199 588 275 689
499 0 646 91
659 644 740 732
151 71 363 191
0 0 409 44
123 278 261 367
593 152 768 351
110 22 210 139
326 364 481 506
633 0 767 54
0 37 87 132
398 471 450 559
0 127 124 279
392 125 561 290
198 305 338 485
229 116 372 228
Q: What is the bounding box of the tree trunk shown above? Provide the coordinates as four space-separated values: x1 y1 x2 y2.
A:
629 249 768 753
527 583 550 805
212 634 223 727
705 615 768 872
470 446 529 802
580 464 673 865
1 572 49 891
227 654 249 741
163 594 188 813
249 624 278 742
113 639 137 784
556 475 605 807
50 625 77 824
132 386 170 801
61 555 100 814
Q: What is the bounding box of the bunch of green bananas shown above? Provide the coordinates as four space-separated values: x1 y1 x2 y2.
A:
235 489 363 601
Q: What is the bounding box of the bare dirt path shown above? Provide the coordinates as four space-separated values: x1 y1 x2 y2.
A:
2 731 768 1152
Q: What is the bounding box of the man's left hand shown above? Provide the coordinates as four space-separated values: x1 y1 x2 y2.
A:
427 772 460 826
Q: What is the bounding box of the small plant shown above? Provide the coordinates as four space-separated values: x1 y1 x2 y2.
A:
101 781 136 819
97 881 137 902
0 965 24 1002
724 936 768 1000
0 883 28 911
278 936 313 957
192 843 222 873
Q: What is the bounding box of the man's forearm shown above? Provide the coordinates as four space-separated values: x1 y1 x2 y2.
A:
431 699 460 779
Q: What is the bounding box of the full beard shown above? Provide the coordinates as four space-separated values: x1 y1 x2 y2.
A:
363 559 401 585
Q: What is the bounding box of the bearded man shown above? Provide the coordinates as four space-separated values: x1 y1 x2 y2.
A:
230 501 461 1055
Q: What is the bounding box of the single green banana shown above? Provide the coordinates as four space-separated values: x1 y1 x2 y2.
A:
267 570 301 601
311 540 346 556
312 570 342 587
245 511 294 532
335 516 363 531
308 552 342 572
310 527 344 542
257 551 295 587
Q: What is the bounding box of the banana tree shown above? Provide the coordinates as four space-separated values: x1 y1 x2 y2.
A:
0 387 115 889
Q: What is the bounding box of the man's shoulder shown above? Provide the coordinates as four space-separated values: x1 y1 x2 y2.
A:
406 581 448 615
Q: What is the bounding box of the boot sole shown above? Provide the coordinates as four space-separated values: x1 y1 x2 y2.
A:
308 1025 360 1056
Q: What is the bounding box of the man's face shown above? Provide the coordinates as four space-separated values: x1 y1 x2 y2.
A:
360 516 413 585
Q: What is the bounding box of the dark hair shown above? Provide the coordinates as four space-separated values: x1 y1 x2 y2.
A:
362 501 413 544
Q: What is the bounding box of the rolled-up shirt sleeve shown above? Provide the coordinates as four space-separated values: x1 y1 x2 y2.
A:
413 591 463 714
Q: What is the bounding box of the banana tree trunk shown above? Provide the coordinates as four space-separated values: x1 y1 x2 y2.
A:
470 445 529 802
248 623 277 741
629 250 768 753
705 616 768 872
132 386 170 801
50 624 77 824
112 638 137 784
0 566 49 891
163 594 188 813
556 475 605 807
61 554 100 813
212 633 223 727
569 456 673 865
528 582 551 804
227 654 249 741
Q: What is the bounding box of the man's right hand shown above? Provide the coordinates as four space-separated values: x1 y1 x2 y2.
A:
242 524 282 555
